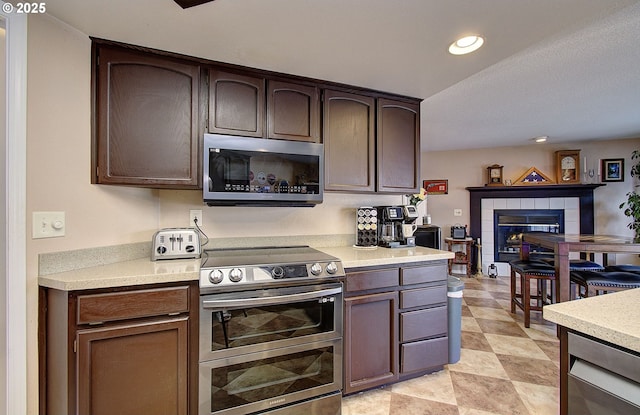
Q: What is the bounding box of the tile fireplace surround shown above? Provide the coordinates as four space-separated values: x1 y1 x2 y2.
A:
467 185 603 276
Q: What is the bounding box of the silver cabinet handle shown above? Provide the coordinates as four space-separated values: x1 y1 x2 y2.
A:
202 286 342 309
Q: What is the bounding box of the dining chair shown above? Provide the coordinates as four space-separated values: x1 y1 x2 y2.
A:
509 259 556 328
539 257 604 271
604 264 640 274
570 270 640 297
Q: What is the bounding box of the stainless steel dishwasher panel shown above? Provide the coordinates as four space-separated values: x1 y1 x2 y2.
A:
568 332 640 414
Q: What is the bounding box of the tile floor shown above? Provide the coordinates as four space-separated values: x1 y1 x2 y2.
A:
342 275 560 415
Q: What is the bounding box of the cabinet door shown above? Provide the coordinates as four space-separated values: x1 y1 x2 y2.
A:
95 46 201 188
344 291 398 394
323 90 375 192
267 80 320 142
376 98 420 193
76 317 188 415
208 69 265 137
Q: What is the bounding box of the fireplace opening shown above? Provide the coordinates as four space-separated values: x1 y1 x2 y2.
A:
494 209 564 262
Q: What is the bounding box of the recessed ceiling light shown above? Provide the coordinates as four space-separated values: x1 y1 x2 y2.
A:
533 136 548 143
449 35 484 55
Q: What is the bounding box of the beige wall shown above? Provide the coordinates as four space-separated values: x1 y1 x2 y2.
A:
158 190 400 237
421 138 640 262
25 15 161 413
24 13 640 415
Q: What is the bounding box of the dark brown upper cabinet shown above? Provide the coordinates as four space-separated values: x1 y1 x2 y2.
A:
376 98 420 193
208 71 320 143
267 80 320 142
208 70 265 137
323 90 376 192
91 38 421 192
93 44 202 188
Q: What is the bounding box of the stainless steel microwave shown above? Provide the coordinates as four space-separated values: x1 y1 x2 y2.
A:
203 133 324 206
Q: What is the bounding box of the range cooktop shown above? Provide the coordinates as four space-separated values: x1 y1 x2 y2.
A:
199 246 345 291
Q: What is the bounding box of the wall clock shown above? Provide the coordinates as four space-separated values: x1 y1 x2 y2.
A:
555 150 581 184
486 164 503 186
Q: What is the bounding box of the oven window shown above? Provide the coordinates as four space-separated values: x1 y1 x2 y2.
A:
210 299 335 350
209 345 335 412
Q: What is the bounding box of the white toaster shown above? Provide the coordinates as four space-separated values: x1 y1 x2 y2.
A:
151 228 201 261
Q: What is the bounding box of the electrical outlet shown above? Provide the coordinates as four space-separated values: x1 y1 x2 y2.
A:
190 210 202 227
32 211 66 239
454 208 463 217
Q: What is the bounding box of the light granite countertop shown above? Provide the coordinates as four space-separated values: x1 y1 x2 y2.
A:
317 245 453 269
38 245 453 291
543 288 640 353
38 257 202 291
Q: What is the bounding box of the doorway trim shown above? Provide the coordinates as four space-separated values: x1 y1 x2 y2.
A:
2 2 28 414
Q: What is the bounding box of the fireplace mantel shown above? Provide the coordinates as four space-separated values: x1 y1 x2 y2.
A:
467 184 605 241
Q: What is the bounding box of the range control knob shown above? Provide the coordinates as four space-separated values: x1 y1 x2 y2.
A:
208 269 223 284
228 268 243 283
271 266 285 279
310 262 323 276
156 245 167 255
326 262 338 274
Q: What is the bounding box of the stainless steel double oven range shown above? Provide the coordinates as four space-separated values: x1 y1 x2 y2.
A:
199 246 345 415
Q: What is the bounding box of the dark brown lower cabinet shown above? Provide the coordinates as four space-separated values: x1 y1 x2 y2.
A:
40 282 198 415
398 264 448 379
344 291 399 394
76 318 188 415
343 261 448 395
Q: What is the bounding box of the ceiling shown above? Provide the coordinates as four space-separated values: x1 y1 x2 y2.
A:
44 0 640 151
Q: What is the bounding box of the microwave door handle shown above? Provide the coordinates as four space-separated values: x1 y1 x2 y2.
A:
202 286 342 309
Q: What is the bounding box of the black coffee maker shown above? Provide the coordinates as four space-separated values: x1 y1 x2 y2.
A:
377 206 418 248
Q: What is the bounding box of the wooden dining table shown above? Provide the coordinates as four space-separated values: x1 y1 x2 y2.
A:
520 233 640 303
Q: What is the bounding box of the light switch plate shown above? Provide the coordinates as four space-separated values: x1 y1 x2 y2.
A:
454 209 463 216
32 211 65 239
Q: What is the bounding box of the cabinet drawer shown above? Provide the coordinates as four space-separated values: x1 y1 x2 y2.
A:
77 286 189 325
400 264 447 285
346 268 399 292
400 306 447 342
401 337 448 374
400 285 446 309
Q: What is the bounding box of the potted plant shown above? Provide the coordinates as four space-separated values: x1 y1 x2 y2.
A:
619 150 640 241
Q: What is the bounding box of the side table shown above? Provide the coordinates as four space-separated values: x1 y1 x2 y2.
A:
445 237 473 277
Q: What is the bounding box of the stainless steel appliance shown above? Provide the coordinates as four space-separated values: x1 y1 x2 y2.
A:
414 225 441 250
198 246 344 415
568 331 640 414
376 206 418 248
151 227 201 260
203 133 323 206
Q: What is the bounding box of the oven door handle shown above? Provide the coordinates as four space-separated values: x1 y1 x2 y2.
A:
201 286 342 309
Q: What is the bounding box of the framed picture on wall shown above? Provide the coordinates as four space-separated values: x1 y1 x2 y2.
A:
601 158 624 182
423 179 448 194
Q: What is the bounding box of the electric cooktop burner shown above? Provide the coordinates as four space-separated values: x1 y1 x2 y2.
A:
199 245 345 291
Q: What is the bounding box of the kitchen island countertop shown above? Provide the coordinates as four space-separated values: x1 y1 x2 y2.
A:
39 245 453 291
543 288 640 353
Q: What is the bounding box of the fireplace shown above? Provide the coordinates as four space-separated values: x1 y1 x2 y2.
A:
494 209 564 262
467 184 603 276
